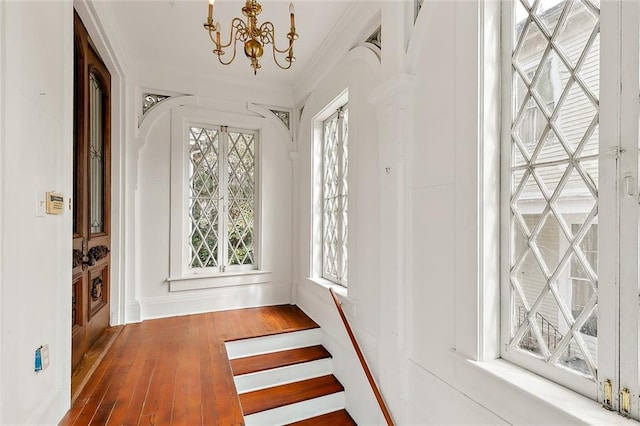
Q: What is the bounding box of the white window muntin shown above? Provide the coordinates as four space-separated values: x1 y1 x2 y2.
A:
186 124 257 273
171 109 261 279
322 105 348 286
501 2 640 414
501 0 611 400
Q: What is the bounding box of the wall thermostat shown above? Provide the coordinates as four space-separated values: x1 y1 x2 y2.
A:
46 192 64 215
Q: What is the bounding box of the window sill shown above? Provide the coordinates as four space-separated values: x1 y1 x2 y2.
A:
305 277 356 317
306 276 348 298
167 270 271 292
456 353 633 425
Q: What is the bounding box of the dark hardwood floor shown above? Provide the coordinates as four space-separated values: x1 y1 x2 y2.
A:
59 305 319 425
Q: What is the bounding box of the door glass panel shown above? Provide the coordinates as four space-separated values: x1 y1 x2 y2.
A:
509 0 599 378
89 72 104 234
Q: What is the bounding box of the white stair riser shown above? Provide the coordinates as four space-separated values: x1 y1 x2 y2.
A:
235 358 333 393
243 392 346 426
226 328 322 359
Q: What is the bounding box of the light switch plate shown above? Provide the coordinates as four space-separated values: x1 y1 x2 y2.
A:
41 344 50 370
35 191 45 217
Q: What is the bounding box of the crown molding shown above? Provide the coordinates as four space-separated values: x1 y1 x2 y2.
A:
293 0 382 105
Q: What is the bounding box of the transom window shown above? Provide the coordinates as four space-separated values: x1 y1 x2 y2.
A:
322 106 349 285
187 125 257 272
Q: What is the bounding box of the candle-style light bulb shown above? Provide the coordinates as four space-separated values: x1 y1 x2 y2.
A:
215 22 221 47
289 2 295 27
208 0 215 21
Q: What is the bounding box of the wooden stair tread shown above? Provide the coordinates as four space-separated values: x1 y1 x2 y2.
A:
287 409 357 425
230 345 331 376
239 375 344 415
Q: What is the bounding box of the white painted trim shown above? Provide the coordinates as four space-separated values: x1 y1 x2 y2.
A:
130 57 292 101
454 356 634 426
168 271 272 292
617 1 640 419
293 2 381 105
139 282 291 321
0 0 6 417
477 0 501 363
366 73 415 106
405 0 431 75
135 86 188 127
137 94 195 140
243 392 346 426
225 328 322 359
169 106 265 280
126 300 141 323
247 102 293 144
234 359 334 393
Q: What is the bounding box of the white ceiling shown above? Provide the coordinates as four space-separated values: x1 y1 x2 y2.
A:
107 0 355 87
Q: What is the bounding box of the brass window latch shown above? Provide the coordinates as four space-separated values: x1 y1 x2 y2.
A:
620 387 631 416
603 379 614 411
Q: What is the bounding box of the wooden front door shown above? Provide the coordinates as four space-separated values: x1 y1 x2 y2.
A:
72 12 112 371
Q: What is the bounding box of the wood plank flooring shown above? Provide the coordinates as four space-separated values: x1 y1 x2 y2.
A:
59 305 319 426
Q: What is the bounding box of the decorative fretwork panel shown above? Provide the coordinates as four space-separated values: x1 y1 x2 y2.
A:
142 93 169 115
227 131 255 266
270 109 290 129
509 0 599 379
323 106 348 285
189 127 221 269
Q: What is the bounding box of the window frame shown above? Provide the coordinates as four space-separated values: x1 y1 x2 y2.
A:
321 105 349 286
169 107 263 283
498 0 640 415
311 90 349 289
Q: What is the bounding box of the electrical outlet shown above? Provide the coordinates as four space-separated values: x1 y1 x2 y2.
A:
41 344 50 370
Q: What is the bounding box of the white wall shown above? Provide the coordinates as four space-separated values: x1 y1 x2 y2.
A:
0 1 73 423
130 66 296 320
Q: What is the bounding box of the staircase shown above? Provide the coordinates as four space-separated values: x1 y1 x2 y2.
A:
226 328 357 425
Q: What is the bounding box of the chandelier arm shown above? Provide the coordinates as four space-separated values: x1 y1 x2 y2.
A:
218 18 248 49
217 36 239 66
271 44 293 70
259 21 294 54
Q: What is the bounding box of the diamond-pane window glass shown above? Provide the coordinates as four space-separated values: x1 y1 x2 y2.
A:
227 131 255 266
189 127 220 269
507 0 599 379
187 125 257 272
322 106 348 286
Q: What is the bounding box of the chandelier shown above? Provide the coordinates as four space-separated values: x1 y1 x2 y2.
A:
204 0 299 75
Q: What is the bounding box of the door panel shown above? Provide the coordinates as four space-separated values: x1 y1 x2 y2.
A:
72 11 111 372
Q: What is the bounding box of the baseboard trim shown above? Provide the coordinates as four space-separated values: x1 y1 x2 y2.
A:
140 283 292 320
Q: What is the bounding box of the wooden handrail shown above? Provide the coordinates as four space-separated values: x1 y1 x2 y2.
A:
329 288 395 426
